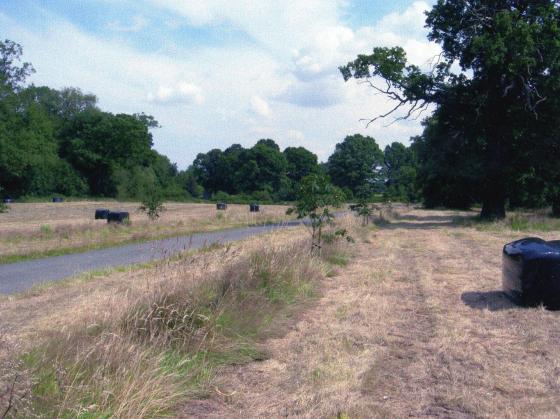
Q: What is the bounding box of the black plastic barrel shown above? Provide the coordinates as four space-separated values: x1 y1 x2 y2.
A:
216 203 227 210
249 203 260 212
107 211 130 224
503 237 560 308
52 197 64 203
95 209 110 220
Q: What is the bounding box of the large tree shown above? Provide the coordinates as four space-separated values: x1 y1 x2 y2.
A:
327 134 384 198
340 0 560 219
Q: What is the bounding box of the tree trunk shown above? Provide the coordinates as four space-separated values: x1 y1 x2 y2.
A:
480 129 507 221
552 195 560 218
481 191 506 220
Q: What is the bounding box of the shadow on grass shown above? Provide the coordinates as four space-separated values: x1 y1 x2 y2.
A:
394 213 473 222
461 291 518 311
373 213 475 230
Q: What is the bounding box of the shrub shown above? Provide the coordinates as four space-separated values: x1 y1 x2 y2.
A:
139 189 165 221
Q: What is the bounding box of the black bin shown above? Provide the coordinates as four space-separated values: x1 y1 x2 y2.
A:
503 237 560 308
216 203 228 210
249 203 260 212
52 197 64 203
95 209 110 220
107 211 130 224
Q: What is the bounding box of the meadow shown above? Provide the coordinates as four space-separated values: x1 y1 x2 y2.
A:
0 202 292 263
2 205 560 417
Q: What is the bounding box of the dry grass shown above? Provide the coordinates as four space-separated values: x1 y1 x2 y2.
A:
180 206 560 418
0 218 355 418
6 205 560 418
0 201 292 261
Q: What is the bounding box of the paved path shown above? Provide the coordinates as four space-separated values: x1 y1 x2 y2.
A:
0 221 302 295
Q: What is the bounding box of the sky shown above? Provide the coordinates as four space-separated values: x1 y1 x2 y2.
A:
1 0 440 169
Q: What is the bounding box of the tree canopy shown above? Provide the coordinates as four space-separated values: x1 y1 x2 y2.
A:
340 0 560 219
327 134 384 198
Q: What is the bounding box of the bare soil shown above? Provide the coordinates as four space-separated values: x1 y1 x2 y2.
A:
181 207 560 418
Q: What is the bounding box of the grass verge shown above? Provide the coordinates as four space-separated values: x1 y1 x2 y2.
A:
2 230 352 417
0 218 291 266
453 211 560 232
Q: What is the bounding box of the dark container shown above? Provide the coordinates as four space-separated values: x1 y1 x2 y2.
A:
52 197 64 203
216 203 228 210
3 196 13 204
503 237 560 308
249 203 260 212
107 211 130 224
95 209 110 220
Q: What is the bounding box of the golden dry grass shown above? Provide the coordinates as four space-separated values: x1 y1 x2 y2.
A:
0 218 354 417
181 206 560 418
0 201 291 261
5 206 560 418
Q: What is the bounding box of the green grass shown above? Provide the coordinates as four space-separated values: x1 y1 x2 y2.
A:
453 213 560 232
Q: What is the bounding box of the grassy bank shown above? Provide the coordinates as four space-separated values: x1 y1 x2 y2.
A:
1 224 354 417
0 202 292 264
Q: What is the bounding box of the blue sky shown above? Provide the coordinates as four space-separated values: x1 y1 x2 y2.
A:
1 0 438 168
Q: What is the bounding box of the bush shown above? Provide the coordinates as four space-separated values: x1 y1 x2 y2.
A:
139 188 165 221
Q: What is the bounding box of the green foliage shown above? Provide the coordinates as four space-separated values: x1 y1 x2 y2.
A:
0 39 189 201
327 134 384 197
383 142 419 203
139 188 166 221
192 139 320 201
352 199 375 226
287 173 344 254
340 1 560 220
0 186 8 213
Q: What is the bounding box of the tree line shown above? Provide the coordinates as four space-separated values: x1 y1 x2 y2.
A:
0 40 182 201
4 0 560 224
341 0 560 219
0 38 418 204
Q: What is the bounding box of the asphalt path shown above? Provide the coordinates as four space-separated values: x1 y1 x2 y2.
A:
0 220 304 295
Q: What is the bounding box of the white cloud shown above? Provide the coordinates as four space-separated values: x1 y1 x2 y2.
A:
250 95 271 117
148 82 204 105
2 1 441 168
276 77 345 108
107 15 149 32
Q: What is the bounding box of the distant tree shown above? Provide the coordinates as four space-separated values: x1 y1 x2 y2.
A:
327 134 384 197
192 149 228 194
59 109 156 196
284 146 319 182
0 39 34 97
383 142 419 202
250 139 288 193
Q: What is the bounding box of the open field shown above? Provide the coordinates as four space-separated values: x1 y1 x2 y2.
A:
0 202 292 263
181 207 560 417
3 207 560 417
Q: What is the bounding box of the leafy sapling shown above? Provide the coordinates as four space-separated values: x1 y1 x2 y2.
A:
139 187 166 221
287 173 348 255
